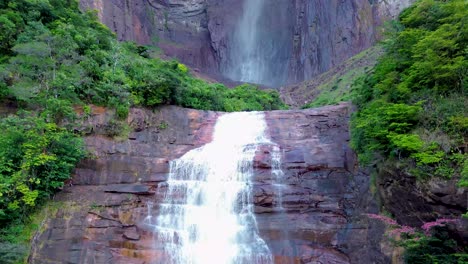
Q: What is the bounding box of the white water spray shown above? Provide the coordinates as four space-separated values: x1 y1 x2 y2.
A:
223 0 292 87
146 112 274 264
227 0 267 84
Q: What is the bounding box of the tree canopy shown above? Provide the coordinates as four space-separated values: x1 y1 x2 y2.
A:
351 0 467 183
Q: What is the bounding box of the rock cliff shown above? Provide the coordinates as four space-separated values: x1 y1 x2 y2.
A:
378 166 467 228
259 104 388 263
28 104 390 263
79 0 414 87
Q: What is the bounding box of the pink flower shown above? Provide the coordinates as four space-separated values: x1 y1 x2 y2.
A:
366 213 398 226
421 218 458 235
366 214 416 237
366 214 459 238
389 225 416 236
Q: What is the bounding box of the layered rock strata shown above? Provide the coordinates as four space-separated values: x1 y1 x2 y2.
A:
28 106 219 264
28 104 390 264
79 0 414 87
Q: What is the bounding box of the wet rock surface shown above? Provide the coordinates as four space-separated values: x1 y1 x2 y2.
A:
79 0 414 87
29 105 219 264
258 103 388 263
28 104 391 264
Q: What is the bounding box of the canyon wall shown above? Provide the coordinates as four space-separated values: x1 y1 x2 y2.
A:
27 104 466 263
79 0 414 87
28 104 390 263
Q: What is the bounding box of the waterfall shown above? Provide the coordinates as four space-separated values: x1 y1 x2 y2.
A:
225 0 267 85
146 112 274 264
222 0 293 87
271 145 292 258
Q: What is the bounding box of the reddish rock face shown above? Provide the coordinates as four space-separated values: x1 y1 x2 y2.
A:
255 103 388 263
29 104 390 264
29 106 219 264
79 0 414 87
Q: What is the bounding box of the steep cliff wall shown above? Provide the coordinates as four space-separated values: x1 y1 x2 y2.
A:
79 0 414 87
28 104 390 264
80 0 219 75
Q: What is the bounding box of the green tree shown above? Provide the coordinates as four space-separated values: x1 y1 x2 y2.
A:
0 114 84 224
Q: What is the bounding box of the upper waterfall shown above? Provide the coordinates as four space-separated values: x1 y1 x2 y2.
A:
222 0 293 88
145 112 274 264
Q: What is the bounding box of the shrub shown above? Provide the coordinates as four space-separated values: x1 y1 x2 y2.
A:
0 113 84 225
350 0 467 186
103 119 126 138
116 104 129 120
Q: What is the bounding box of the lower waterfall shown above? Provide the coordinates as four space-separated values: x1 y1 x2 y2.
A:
145 112 275 264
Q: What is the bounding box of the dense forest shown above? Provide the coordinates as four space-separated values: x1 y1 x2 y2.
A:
0 0 286 260
349 0 467 262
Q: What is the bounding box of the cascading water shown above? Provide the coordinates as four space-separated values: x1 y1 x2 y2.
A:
145 112 274 264
223 0 293 87
225 0 267 84
271 145 284 211
271 145 293 257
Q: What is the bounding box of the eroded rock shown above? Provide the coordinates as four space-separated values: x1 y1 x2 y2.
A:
104 184 154 195
29 104 389 264
123 227 141 241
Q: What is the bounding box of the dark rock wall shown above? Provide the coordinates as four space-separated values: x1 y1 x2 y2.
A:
287 0 373 85
79 0 414 87
35 104 467 263
378 167 467 228
79 0 219 75
27 104 465 264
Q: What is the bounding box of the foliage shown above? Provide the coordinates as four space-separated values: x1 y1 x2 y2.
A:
0 200 63 264
158 121 168 130
103 119 130 139
350 0 467 182
223 84 287 112
459 159 468 187
366 213 416 236
367 214 467 263
421 218 459 235
404 226 468 264
0 0 287 113
0 242 27 264
0 113 84 225
352 1 468 260
351 101 422 164
116 104 129 120
301 45 383 109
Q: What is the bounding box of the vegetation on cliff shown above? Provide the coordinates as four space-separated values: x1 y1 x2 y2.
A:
351 0 467 185
303 0 467 189
349 0 467 262
0 0 286 262
0 0 287 220
0 0 286 113
300 45 384 109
